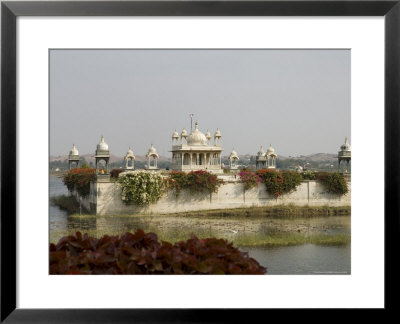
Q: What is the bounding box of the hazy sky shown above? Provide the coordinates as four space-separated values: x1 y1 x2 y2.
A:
50 49 350 157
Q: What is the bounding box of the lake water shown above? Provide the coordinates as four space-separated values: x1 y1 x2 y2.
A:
49 175 351 274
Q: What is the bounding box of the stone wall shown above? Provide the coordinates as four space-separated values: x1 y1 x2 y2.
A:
85 179 351 216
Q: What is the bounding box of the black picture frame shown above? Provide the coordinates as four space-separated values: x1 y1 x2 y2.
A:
1 0 399 322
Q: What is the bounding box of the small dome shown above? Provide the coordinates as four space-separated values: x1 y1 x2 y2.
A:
267 144 275 154
172 130 179 139
97 135 109 152
126 147 134 155
257 145 265 156
214 129 222 138
181 129 188 138
147 144 158 156
125 147 135 160
187 122 207 146
205 130 212 140
69 144 79 156
340 137 351 151
229 148 239 159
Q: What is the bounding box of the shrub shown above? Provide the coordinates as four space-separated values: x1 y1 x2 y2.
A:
165 170 224 196
49 230 267 275
185 170 224 194
301 170 318 180
118 171 164 205
238 171 262 190
256 169 302 197
163 171 188 197
110 168 123 179
317 172 348 195
62 168 96 197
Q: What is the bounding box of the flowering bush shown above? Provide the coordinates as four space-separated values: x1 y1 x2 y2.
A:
118 171 164 205
163 171 188 197
62 168 96 197
165 170 224 196
185 170 224 194
317 172 348 195
238 171 262 190
256 169 303 197
49 230 267 274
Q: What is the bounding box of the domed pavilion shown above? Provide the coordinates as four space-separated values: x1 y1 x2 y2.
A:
228 148 239 170
256 144 277 170
338 137 351 173
170 121 223 174
95 135 110 176
146 144 159 170
124 147 135 170
68 144 80 170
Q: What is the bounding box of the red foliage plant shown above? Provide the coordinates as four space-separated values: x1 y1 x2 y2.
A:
110 168 123 179
50 230 266 275
62 168 96 197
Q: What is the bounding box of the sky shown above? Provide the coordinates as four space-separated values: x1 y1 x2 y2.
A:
50 49 350 157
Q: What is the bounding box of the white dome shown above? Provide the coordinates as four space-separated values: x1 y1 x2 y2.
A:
172 130 179 139
187 122 207 146
205 130 212 140
267 144 275 154
181 129 188 138
340 137 351 151
148 144 158 155
69 144 79 156
97 135 109 151
214 129 222 138
126 147 134 156
257 145 265 156
229 148 239 159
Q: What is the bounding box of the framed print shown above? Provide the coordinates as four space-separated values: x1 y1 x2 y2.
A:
1 0 399 321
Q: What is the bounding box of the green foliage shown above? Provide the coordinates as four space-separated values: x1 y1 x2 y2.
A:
256 169 303 197
81 162 90 169
165 170 224 197
301 170 318 180
317 172 349 195
118 171 164 205
62 168 96 197
49 230 267 274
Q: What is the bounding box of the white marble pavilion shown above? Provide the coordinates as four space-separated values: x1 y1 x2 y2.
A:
256 144 277 170
170 122 223 173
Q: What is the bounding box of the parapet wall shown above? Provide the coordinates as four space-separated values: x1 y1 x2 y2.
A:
83 179 351 216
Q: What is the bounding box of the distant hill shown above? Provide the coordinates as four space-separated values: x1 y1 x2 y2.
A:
278 153 337 162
